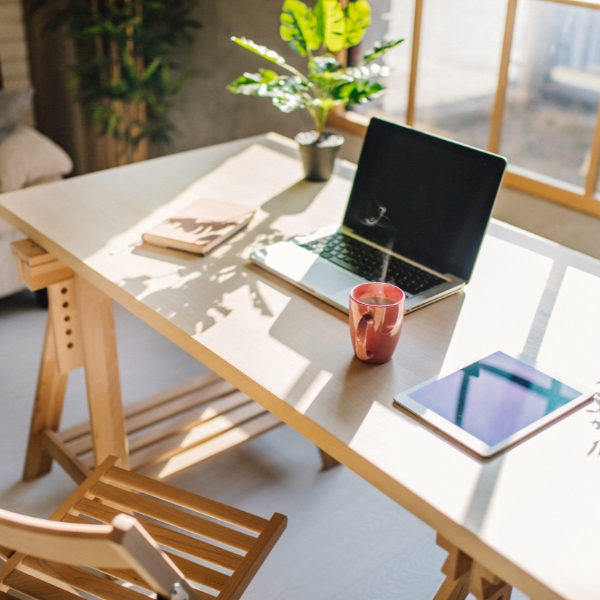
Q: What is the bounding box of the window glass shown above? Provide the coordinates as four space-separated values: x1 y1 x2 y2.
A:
356 0 508 150
501 0 600 189
351 0 412 121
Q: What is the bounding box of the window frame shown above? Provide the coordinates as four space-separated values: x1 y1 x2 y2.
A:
331 0 600 219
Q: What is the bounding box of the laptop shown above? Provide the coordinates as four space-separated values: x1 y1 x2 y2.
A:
250 117 507 314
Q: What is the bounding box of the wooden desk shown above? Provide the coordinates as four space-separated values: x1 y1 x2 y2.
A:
2 134 600 600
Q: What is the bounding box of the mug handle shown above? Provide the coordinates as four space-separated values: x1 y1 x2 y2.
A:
355 314 374 361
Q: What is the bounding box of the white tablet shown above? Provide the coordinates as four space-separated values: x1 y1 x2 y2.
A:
393 351 595 458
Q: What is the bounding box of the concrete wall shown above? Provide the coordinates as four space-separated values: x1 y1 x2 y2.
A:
165 0 318 154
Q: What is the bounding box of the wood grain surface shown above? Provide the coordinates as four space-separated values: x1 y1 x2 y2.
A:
2 133 600 599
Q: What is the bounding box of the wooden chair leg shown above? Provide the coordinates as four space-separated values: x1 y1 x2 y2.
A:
318 448 341 470
434 535 512 600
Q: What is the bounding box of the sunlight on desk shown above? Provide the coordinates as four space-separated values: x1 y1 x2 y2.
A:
537 266 600 385
439 234 554 372
197 281 313 399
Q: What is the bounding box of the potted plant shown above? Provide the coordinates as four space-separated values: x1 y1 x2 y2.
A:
227 0 403 181
29 0 200 168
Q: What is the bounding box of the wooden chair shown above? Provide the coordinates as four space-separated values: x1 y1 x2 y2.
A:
0 456 287 599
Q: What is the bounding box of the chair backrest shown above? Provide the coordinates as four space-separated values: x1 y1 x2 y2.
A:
0 501 202 599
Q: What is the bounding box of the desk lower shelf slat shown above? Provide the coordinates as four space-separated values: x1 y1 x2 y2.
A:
55 373 282 481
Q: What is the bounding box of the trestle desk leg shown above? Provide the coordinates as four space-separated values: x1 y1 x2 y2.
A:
434 535 512 600
74 275 129 469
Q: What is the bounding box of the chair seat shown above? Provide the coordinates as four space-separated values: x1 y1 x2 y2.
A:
0 457 287 599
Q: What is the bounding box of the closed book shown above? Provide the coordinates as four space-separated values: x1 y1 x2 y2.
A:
143 199 254 255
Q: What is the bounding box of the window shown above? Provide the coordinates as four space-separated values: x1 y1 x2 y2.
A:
333 0 600 218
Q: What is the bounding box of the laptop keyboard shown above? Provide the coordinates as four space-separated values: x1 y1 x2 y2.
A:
297 232 446 296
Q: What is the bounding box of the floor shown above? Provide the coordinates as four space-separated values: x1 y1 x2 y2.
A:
0 290 530 599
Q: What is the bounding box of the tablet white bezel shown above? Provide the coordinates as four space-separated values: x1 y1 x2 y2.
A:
392 351 595 459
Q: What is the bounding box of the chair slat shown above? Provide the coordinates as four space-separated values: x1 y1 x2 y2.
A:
63 513 230 593
4 568 83 599
104 466 268 533
90 482 256 552
102 550 229 593
218 513 288 600
20 559 142 600
69 498 243 571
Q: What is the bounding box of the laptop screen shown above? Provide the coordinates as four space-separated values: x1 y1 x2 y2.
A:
342 118 507 281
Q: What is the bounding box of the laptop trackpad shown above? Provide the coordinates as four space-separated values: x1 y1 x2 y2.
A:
300 261 362 307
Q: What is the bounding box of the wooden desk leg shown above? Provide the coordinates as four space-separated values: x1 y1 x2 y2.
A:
434 535 512 600
22 317 68 481
74 275 129 469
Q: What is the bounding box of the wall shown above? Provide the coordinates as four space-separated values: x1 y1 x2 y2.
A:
0 0 34 125
165 0 317 155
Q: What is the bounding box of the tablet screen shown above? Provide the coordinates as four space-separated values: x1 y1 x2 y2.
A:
402 351 584 448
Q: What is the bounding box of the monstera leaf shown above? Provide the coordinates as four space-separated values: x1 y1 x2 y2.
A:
332 79 385 105
230 37 287 65
361 38 404 64
280 0 321 56
344 0 371 46
315 0 346 53
227 69 307 96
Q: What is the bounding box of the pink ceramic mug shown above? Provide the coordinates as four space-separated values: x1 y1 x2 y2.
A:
349 282 405 364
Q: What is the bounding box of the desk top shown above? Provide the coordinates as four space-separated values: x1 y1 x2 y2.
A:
2 134 600 600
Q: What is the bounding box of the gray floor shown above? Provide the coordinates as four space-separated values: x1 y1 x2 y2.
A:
0 290 530 599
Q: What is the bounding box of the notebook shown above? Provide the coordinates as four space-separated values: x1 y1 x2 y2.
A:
143 199 254 255
250 117 507 314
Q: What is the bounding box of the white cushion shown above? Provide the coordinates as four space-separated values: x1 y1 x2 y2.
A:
0 125 72 194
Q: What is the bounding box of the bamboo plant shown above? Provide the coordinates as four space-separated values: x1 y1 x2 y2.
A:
30 0 200 166
227 0 403 143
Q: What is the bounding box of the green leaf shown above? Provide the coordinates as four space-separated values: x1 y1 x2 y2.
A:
332 79 385 104
308 54 342 74
280 0 321 56
361 38 404 64
318 0 346 53
227 69 307 98
309 97 341 112
227 72 273 96
346 62 390 80
345 0 371 46
230 36 287 65
142 57 163 82
273 93 305 113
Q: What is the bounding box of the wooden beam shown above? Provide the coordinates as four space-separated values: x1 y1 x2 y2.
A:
584 99 600 196
503 167 600 219
22 316 68 481
542 0 600 9
41 430 90 484
406 0 424 126
489 0 519 153
47 280 84 374
74 275 129 469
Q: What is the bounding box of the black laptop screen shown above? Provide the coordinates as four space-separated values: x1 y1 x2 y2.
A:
342 118 507 281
